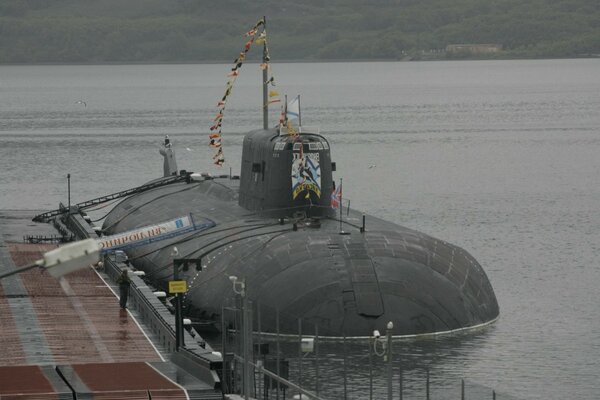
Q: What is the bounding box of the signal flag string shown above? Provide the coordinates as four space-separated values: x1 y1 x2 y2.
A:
208 18 279 166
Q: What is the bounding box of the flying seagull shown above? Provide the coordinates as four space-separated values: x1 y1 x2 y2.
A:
75 100 87 107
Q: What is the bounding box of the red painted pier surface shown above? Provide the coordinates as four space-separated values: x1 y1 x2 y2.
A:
0 365 56 398
2 243 161 366
63 362 188 399
0 238 193 399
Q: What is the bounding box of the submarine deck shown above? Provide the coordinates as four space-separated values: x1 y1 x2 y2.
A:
0 210 219 399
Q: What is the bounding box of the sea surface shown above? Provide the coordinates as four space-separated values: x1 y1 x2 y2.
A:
1 59 600 399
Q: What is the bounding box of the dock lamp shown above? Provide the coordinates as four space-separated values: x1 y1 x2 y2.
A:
373 321 394 400
0 239 100 281
229 275 250 400
229 275 246 296
170 252 204 351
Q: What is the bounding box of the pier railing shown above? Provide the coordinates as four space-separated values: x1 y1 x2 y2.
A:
62 210 223 392
221 298 523 400
101 252 222 389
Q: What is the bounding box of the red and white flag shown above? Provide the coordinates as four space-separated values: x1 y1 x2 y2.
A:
331 182 342 209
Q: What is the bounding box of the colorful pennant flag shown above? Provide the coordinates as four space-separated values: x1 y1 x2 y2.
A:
206 17 268 167
213 148 225 166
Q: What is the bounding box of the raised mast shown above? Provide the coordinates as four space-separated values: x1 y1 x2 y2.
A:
262 16 269 130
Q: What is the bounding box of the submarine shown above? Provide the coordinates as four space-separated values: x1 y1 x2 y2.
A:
100 24 499 338
101 130 499 338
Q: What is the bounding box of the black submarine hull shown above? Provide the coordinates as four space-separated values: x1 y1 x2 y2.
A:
102 170 499 337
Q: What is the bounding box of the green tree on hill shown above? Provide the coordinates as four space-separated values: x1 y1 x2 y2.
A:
0 0 598 63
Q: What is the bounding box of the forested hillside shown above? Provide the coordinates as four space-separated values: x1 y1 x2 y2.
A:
1 0 598 63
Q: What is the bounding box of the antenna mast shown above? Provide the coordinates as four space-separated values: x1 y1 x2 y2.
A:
262 16 269 130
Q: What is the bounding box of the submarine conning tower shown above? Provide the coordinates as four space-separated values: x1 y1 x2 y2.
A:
238 128 336 219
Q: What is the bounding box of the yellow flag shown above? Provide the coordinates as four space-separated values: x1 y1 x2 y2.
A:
269 90 279 98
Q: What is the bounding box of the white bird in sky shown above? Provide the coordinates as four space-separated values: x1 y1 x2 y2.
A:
186 147 193 152
75 100 87 107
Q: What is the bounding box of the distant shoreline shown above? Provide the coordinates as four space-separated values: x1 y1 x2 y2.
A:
1 55 599 67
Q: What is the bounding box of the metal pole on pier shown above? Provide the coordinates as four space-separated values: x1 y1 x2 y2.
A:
173 263 181 350
315 325 319 397
276 308 281 400
298 318 303 394
173 263 185 350
343 334 348 400
369 337 373 400
242 286 251 399
257 302 262 400
228 275 249 398
399 367 403 400
170 248 185 351
221 304 228 394
386 321 393 400
426 368 430 400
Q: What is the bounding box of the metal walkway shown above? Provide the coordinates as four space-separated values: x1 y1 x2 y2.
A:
32 174 188 223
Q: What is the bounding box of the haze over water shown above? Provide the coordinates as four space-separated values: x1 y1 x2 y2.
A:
1 59 599 399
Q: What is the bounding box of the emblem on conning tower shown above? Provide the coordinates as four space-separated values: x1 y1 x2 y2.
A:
291 151 321 199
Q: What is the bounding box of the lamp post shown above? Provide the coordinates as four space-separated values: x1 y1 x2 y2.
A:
373 321 394 400
170 248 203 352
230 275 250 400
0 239 100 280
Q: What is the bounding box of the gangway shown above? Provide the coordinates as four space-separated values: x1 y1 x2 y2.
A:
32 174 190 223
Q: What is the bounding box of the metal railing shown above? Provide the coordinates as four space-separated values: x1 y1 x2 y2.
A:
33 174 188 223
220 298 523 400
62 210 222 390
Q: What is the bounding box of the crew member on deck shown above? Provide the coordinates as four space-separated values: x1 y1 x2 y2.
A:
116 269 131 309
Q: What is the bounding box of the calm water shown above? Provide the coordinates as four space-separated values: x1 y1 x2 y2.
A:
1 59 600 399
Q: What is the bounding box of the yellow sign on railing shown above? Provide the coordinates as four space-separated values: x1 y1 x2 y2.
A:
169 280 187 294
